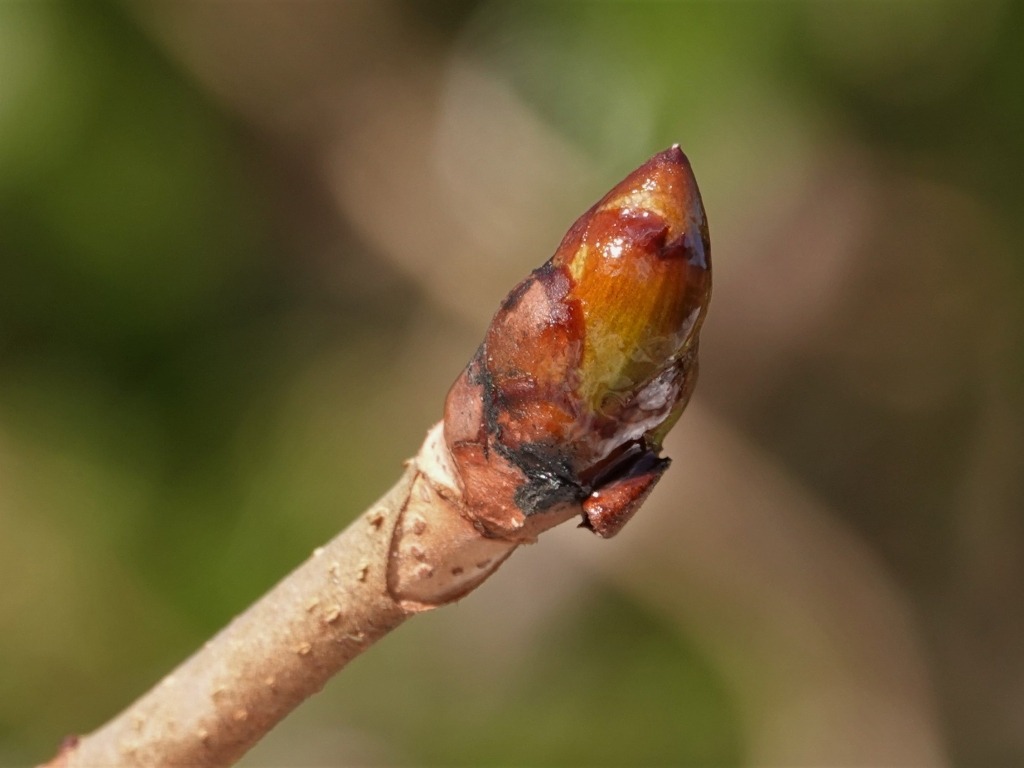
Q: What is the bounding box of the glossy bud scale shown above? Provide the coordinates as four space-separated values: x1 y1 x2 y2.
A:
443 146 711 539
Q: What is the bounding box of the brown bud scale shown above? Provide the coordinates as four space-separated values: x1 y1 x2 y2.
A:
443 146 711 539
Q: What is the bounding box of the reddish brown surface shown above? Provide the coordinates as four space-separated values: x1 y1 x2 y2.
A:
443 146 711 539
581 453 667 538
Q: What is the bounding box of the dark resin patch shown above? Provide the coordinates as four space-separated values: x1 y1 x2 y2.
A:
503 442 586 516
513 473 585 516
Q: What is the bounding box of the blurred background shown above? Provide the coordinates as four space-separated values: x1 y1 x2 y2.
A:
1 1 1022 765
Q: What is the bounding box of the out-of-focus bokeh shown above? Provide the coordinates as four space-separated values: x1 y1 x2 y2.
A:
2 1 1022 765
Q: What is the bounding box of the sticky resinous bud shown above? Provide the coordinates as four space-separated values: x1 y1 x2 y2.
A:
443 146 711 539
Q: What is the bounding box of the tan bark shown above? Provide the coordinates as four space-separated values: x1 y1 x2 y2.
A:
46 425 525 768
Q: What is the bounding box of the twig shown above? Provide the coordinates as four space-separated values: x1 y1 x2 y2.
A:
43 146 711 768
47 428 518 768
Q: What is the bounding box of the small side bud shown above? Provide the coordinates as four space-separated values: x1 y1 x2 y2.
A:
443 146 711 539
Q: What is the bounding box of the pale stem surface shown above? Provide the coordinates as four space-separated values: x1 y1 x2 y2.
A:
47 424 513 768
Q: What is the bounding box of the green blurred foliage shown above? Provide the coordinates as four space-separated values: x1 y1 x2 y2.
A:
2 1 1022 766
325 588 739 767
